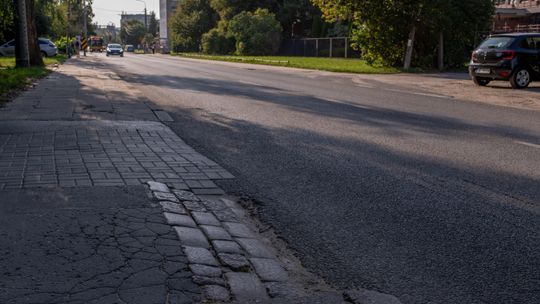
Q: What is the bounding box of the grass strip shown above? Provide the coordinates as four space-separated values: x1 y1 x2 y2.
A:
175 53 401 74
0 55 67 102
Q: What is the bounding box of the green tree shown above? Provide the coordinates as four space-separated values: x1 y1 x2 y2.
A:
228 8 281 55
170 0 216 52
0 0 14 43
121 19 146 46
148 11 158 36
312 0 494 68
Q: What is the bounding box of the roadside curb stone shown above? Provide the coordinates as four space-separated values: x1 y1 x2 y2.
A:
212 240 244 254
183 246 219 266
200 225 233 241
250 258 288 282
164 213 197 227
226 272 269 302
174 227 210 248
148 183 291 302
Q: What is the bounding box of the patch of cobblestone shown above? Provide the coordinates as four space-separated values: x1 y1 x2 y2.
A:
146 181 290 302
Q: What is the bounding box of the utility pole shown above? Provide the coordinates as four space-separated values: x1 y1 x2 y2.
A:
136 0 147 30
14 0 30 67
403 4 423 70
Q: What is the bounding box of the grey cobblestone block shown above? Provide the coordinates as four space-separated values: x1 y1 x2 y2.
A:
154 191 179 203
217 253 250 271
191 212 220 226
192 188 226 195
172 190 199 201
192 276 227 287
175 227 210 248
223 222 254 238
226 272 268 301
182 201 207 212
203 285 230 302
201 199 228 211
147 181 170 193
160 201 187 215
212 240 244 254
164 213 197 228
182 246 219 266
189 264 222 277
200 225 232 241
250 258 288 282
236 238 274 259
213 209 239 222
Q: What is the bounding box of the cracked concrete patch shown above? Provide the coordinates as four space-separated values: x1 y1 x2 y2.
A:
0 186 200 304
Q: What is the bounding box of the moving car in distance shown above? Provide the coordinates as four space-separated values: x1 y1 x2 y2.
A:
469 33 540 89
125 45 135 52
106 43 124 57
0 38 58 57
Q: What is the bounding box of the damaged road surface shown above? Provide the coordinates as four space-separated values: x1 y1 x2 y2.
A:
0 186 199 304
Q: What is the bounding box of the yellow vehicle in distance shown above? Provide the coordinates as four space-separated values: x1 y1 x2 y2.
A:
89 36 104 52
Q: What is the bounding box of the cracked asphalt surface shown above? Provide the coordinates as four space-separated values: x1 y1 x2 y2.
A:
0 186 199 304
104 54 540 304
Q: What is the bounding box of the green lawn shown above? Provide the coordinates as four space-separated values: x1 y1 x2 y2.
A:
175 53 401 74
0 55 67 101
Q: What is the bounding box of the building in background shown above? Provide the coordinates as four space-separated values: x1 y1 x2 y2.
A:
120 13 149 28
494 0 540 32
94 23 121 44
159 0 179 53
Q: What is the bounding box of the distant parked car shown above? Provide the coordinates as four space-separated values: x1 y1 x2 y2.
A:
125 45 135 52
106 44 124 57
0 38 57 57
469 33 540 89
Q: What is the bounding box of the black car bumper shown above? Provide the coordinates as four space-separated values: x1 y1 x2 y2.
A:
469 63 512 80
107 51 123 55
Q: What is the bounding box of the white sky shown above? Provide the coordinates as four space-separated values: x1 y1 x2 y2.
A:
92 0 159 27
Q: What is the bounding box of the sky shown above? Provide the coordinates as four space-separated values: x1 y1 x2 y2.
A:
92 0 159 27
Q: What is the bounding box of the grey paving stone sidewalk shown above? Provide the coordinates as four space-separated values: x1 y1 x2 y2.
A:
0 120 232 190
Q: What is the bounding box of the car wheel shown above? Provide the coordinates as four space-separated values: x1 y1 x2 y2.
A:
510 67 531 89
40 51 47 58
472 76 490 86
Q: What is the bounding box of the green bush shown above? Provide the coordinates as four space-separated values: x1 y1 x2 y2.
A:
201 25 235 55
228 9 281 56
54 36 72 54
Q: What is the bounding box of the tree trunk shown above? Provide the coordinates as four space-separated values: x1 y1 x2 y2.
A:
14 0 30 68
26 0 43 66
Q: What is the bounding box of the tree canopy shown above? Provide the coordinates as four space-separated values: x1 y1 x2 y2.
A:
312 0 495 67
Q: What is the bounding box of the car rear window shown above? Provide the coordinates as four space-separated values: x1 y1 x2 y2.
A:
478 37 515 49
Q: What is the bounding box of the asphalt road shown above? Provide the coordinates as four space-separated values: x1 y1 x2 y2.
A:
104 53 540 304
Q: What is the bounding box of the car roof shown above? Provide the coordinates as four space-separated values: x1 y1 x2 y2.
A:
491 32 540 38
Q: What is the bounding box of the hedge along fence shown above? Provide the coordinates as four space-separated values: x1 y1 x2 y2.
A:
278 37 361 58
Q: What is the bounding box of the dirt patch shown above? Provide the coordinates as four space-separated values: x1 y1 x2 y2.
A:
353 72 540 111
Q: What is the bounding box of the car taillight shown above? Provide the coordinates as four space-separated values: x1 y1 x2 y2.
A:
501 50 516 60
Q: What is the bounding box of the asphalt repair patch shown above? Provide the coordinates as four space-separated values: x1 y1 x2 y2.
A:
0 186 200 304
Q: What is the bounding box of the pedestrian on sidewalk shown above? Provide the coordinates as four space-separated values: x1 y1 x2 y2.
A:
74 38 80 58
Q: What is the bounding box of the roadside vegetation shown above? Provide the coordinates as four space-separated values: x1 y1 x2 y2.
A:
0 55 66 102
175 53 400 74
170 0 494 70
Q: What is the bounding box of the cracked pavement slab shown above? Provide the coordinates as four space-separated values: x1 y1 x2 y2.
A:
0 186 200 304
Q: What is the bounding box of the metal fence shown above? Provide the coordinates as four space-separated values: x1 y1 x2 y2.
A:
278 37 360 58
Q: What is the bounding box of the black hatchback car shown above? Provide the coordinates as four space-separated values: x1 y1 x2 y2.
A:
469 33 540 89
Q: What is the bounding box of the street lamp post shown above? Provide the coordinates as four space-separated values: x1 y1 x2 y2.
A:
135 0 147 30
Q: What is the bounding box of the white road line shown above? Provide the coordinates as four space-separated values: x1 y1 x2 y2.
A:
514 141 540 149
384 88 448 98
